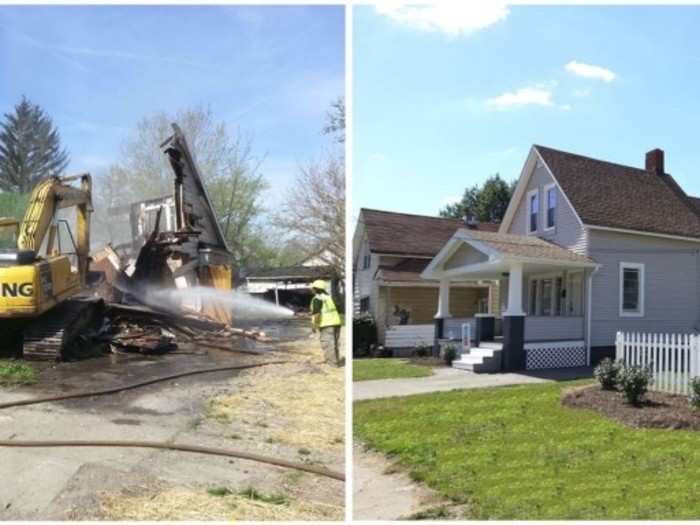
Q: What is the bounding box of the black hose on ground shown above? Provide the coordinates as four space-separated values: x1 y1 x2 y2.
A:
0 361 290 410
0 440 344 481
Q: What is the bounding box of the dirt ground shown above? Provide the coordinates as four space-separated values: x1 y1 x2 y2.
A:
353 444 451 520
563 383 700 430
0 319 345 521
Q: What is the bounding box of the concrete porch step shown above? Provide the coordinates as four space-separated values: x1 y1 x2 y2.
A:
453 347 502 373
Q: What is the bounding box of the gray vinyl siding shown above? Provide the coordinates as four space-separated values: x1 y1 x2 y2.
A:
353 236 379 316
524 316 584 342
509 162 587 254
443 243 488 270
588 229 700 347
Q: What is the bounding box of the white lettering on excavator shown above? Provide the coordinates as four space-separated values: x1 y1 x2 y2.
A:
0 283 33 297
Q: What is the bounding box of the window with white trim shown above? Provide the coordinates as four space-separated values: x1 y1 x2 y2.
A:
527 190 538 233
545 183 556 229
619 262 645 317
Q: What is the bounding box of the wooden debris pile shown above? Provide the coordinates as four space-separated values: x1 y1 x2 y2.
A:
90 303 269 356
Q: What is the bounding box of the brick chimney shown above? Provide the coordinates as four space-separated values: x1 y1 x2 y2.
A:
645 148 665 175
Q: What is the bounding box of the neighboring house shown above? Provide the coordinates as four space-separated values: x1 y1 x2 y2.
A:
242 251 337 312
422 145 700 372
352 209 500 352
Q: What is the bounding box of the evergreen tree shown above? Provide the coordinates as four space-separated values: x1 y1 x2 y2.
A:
0 97 69 192
439 174 515 223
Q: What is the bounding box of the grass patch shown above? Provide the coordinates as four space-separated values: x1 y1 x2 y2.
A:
238 486 288 506
354 380 700 519
353 358 434 382
0 359 36 386
207 486 233 497
100 486 343 521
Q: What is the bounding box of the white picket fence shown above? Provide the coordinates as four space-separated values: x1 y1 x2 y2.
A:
615 331 700 395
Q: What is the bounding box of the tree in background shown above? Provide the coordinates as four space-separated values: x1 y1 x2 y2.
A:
94 106 275 270
0 97 69 192
440 174 515 223
275 97 345 276
323 97 345 144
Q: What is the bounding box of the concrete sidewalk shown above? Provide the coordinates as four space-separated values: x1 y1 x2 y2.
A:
354 366 591 401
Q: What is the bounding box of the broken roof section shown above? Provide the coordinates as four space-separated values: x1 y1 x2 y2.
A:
161 123 231 260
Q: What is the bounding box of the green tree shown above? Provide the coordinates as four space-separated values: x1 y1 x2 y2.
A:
94 106 275 269
440 174 514 223
0 97 69 192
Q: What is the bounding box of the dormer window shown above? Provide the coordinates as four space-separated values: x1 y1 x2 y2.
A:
527 189 538 233
545 183 556 229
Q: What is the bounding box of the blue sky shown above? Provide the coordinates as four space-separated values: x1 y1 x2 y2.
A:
353 4 700 223
0 5 344 204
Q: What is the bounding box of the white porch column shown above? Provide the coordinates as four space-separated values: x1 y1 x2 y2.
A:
504 262 525 316
434 278 452 319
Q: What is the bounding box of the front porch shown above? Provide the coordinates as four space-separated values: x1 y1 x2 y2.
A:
422 229 599 372
374 258 499 353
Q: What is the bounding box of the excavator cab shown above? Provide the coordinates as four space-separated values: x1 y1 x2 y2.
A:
0 174 100 360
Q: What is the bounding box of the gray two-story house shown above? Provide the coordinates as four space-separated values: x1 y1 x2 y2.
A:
421 145 700 372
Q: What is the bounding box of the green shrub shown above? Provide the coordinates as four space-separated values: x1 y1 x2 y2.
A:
593 358 620 390
442 344 457 365
689 377 700 409
353 313 377 358
377 346 393 358
414 344 431 358
618 364 653 405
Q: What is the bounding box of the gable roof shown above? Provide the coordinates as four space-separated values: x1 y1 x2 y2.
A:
422 228 597 280
458 229 595 265
534 145 700 239
360 208 500 257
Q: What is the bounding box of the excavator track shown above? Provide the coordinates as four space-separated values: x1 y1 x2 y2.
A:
23 298 103 361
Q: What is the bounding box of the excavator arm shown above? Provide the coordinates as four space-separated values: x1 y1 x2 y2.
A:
17 174 92 285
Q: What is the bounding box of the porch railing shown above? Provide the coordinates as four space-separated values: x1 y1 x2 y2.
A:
616 331 700 395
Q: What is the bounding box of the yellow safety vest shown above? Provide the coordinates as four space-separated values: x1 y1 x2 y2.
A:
312 293 341 328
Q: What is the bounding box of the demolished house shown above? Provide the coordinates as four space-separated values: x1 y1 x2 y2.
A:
99 124 232 316
88 124 251 356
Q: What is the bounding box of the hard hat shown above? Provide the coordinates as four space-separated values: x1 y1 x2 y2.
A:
311 279 329 292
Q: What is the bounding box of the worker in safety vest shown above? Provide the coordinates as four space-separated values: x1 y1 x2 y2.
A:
310 279 342 366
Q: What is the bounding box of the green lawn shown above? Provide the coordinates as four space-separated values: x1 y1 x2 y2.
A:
354 381 700 519
0 359 36 386
353 358 434 382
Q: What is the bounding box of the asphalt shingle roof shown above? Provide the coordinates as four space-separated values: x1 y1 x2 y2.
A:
535 145 700 239
461 229 595 265
361 208 499 257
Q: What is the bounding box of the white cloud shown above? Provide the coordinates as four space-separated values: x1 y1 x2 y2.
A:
375 1 509 36
565 60 616 82
486 87 553 109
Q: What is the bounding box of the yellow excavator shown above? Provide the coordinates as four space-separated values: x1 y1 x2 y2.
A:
0 173 102 360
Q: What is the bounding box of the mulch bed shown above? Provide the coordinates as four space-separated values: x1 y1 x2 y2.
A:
562 384 700 430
